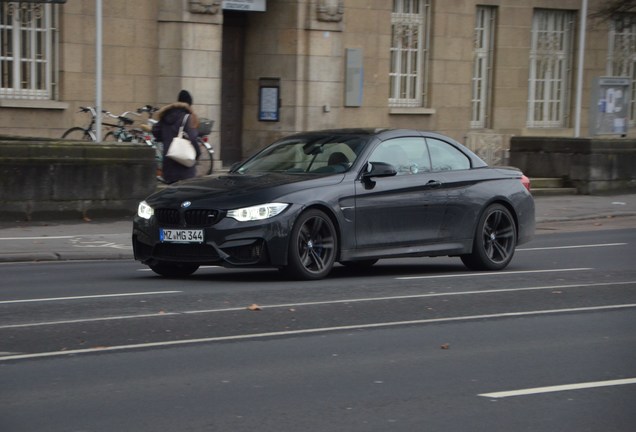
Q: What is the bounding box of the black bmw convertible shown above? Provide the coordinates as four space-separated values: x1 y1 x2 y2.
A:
132 128 535 280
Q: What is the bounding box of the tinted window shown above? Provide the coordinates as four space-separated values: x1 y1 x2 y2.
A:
427 138 470 171
369 137 431 175
236 135 365 174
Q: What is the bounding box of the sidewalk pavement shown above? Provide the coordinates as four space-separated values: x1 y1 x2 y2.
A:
0 194 634 263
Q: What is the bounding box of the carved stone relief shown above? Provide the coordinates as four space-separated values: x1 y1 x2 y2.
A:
189 0 221 15
316 0 344 23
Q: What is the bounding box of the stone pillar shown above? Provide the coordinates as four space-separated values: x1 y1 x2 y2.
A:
300 0 345 131
157 0 222 168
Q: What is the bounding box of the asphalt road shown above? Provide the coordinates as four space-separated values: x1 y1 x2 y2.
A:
1 223 635 431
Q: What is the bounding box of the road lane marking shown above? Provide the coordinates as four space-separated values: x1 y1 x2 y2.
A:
0 234 125 241
397 268 592 280
518 242 627 251
479 378 636 399
0 313 182 329
2 303 635 361
0 235 77 240
2 281 634 329
0 291 181 305
184 280 635 314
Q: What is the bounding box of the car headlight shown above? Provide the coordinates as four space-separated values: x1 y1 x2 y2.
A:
227 203 289 222
137 200 154 220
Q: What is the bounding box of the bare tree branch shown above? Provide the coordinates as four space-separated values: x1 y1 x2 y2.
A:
590 0 636 22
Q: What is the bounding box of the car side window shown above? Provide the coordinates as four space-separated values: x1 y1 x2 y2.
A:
369 137 430 175
426 138 470 171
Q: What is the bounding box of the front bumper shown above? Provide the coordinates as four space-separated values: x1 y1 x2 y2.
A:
132 210 296 268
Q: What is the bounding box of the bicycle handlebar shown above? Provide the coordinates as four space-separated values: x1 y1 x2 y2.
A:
103 111 140 125
137 105 159 114
78 106 112 117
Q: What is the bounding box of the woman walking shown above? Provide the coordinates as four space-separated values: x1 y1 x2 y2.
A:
153 90 200 184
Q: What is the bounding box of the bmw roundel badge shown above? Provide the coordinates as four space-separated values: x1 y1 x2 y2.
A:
181 201 192 208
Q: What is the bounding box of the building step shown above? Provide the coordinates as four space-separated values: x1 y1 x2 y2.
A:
530 177 577 196
531 177 566 189
531 187 578 196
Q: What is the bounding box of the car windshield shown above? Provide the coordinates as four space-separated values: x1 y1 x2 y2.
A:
235 133 368 174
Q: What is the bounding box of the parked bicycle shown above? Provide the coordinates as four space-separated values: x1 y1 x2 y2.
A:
195 118 214 177
136 105 163 176
106 111 144 143
61 106 119 141
63 105 214 180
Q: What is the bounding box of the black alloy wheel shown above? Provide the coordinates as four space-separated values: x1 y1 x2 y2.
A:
461 203 517 271
283 209 337 280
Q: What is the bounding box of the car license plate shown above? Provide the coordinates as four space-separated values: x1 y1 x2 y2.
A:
160 228 204 243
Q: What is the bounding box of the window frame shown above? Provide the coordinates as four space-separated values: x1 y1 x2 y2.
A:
389 0 431 108
471 6 497 129
0 1 58 101
607 14 636 125
527 8 575 129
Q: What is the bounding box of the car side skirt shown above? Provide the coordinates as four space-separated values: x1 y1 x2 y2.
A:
339 241 471 261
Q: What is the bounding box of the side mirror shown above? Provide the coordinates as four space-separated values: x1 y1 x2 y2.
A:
362 162 398 179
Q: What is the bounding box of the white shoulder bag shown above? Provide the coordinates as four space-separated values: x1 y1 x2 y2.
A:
166 114 196 167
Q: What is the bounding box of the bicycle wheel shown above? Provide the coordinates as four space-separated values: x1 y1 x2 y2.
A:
102 131 116 141
62 127 93 141
195 141 213 176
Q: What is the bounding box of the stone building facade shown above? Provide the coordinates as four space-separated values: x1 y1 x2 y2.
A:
0 0 630 168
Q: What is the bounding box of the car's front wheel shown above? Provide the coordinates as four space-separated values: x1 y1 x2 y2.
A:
461 204 517 271
282 209 337 280
148 262 199 277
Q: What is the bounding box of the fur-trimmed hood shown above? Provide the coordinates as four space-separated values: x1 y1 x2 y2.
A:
156 102 199 128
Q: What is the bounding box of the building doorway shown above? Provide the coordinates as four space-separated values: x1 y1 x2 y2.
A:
221 11 247 166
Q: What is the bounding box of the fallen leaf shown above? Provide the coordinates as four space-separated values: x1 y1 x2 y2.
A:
247 304 262 311
440 343 450 350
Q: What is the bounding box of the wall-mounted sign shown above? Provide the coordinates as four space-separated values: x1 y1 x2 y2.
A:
222 0 266 12
259 78 280 122
590 76 631 136
345 48 363 107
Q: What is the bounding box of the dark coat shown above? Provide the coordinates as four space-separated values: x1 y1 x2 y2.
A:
152 102 201 184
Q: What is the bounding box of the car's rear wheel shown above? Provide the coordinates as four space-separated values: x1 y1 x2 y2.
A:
148 262 199 277
282 209 337 280
461 203 516 271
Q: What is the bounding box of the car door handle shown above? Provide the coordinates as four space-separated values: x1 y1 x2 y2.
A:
426 180 442 188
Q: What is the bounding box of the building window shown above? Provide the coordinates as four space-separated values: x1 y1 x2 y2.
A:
527 9 575 128
471 6 496 129
607 14 636 125
389 0 431 108
0 2 58 100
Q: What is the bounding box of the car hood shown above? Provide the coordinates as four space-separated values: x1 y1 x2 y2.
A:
145 172 345 209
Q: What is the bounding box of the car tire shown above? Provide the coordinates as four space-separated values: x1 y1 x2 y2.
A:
282 209 337 280
461 203 517 271
148 262 199 277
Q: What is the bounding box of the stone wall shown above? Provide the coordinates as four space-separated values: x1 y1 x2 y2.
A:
0 136 156 221
509 137 636 195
